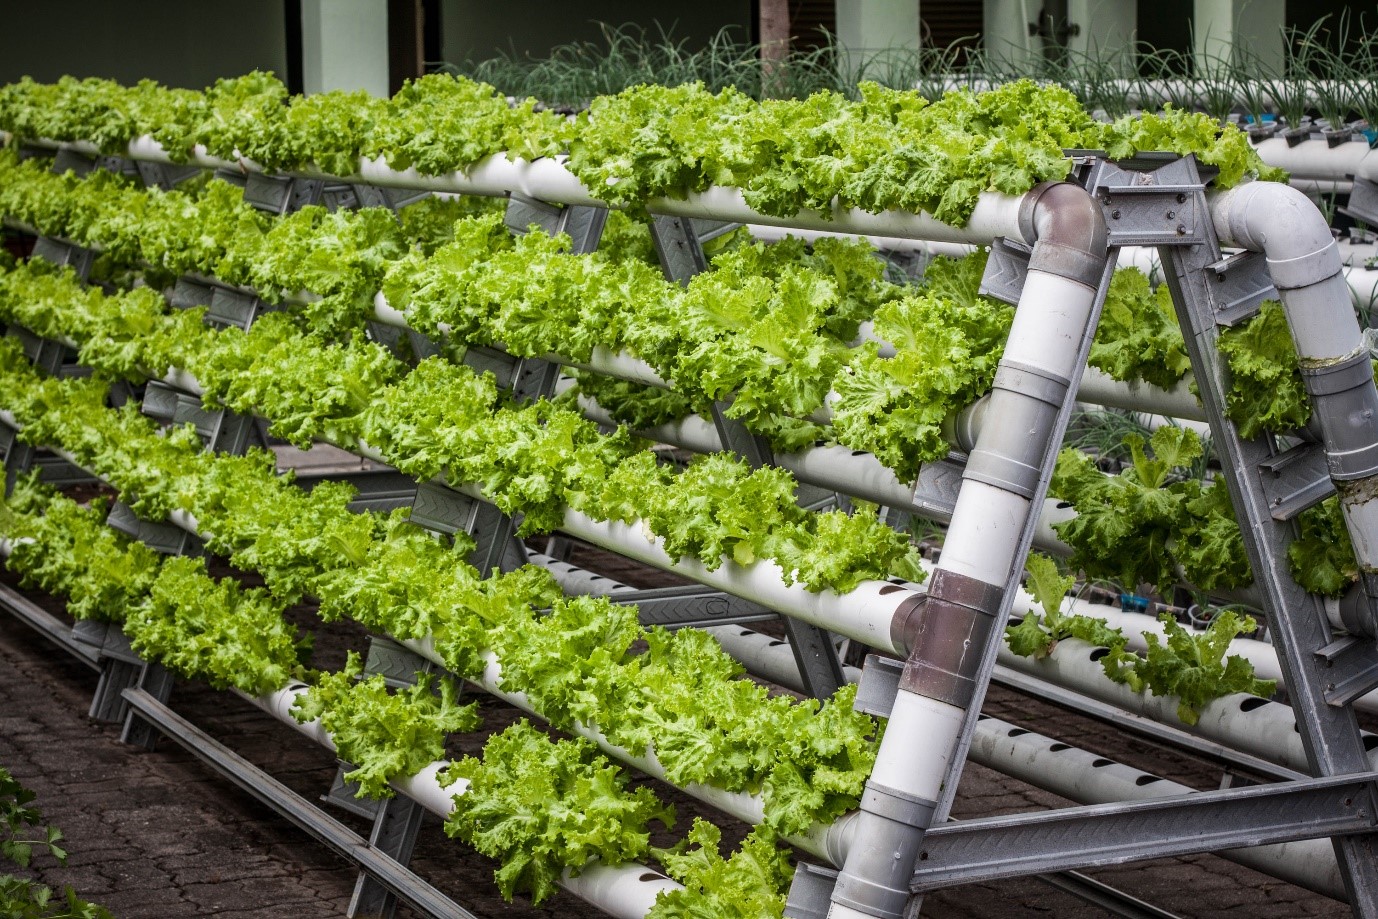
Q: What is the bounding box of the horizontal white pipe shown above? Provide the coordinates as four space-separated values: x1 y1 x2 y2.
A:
997 635 1376 776
40 134 1028 245
1077 367 1205 421
583 595 1346 896
747 223 977 257
389 638 840 859
1252 137 1373 183
551 513 911 654
239 683 681 918
971 713 1344 899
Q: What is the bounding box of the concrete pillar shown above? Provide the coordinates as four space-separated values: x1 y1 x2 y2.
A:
301 0 389 96
1069 0 1136 60
1195 0 1285 71
984 0 1038 70
983 0 1135 72
834 0 920 74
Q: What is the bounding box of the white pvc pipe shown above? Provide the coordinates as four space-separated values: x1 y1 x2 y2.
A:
236 683 682 918
996 635 1368 777
1252 137 1373 183
1211 182 1378 573
1077 367 1206 421
971 713 1344 900
553 514 911 654
42 134 1028 246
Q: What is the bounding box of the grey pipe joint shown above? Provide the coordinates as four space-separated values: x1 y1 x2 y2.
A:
892 569 1004 708
1017 181 1109 286
829 787 932 919
1299 351 1378 482
964 361 1073 500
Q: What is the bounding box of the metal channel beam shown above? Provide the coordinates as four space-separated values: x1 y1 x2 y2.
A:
604 583 779 629
0 582 100 670
1153 166 1378 914
910 772 1378 891
120 689 477 919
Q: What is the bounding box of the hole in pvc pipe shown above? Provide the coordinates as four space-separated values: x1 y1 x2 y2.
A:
1049 743 1071 752
1238 697 1270 712
589 575 603 581
851 450 868 456
1091 758 1113 768
1007 728 1029 737
638 873 664 883
1089 647 1110 661
768 640 786 647
879 584 905 595
1055 501 1073 509
1135 775 1164 786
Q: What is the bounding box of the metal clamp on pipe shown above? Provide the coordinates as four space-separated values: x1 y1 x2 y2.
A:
895 569 1005 710
1298 351 1378 482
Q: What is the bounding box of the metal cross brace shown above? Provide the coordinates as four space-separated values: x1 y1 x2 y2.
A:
909 771 1378 890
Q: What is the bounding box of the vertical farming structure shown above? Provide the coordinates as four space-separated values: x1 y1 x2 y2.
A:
1 92 1378 919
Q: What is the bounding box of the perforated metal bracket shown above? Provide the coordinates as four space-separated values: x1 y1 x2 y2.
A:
141 381 181 425
1082 156 1207 247
911 457 964 521
1258 442 1335 521
710 402 774 468
511 358 563 404
1341 176 1378 227
458 347 561 403
72 620 145 724
353 184 430 211
170 277 215 309
408 480 527 574
979 237 1033 307
648 214 741 284
16 143 49 162
785 863 841 919
243 173 325 214
854 653 904 719
31 237 95 280
51 147 96 177
363 636 439 691
71 619 143 665
205 286 262 329
604 584 778 629
1206 251 1277 327
212 167 249 189
135 160 202 191
7 324 69 376
1316 636 1378 706
409 480 482 535
119 662 175 750
106 501 202 556
349 794 428 919
322 764 383 820
505 193 609 254
321 183 362 211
